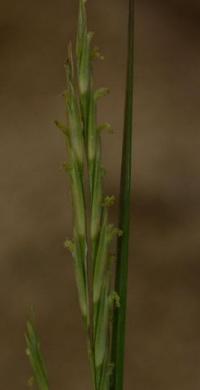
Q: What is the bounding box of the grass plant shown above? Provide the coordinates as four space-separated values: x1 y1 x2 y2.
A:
25 1 134 389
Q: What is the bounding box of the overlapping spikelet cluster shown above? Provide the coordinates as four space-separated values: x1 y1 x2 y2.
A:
57 0 121 388
26 1 121 389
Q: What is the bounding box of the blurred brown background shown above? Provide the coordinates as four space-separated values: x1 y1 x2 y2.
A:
1 0 200 388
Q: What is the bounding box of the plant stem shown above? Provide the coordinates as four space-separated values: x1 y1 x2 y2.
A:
111 0 134 389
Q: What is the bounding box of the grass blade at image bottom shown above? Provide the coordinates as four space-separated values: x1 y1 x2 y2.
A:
111 0 134 389
25 319 49 390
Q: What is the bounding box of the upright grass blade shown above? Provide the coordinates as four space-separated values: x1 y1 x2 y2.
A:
111 0 134 389
25 320 49 390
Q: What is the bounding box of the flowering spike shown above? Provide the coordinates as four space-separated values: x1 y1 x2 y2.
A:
53 0 122 388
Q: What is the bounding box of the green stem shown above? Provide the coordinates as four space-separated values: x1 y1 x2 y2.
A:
111 0 134 389
87 337 98 390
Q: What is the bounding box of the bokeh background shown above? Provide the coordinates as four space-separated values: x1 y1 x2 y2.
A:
1 0 200 388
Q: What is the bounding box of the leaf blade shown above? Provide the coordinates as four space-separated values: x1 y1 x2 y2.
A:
25 320 49 390
111 0 134 389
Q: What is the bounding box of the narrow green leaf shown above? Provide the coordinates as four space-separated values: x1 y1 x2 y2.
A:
25 320 49 390
111 0 134 389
